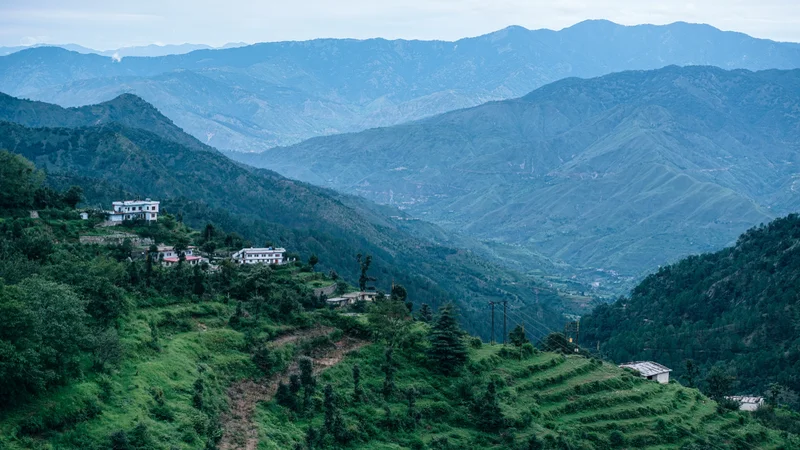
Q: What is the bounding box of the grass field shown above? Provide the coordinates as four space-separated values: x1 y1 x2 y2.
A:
254 343 796 449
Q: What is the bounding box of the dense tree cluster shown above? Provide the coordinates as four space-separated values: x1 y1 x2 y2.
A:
582 214 800 407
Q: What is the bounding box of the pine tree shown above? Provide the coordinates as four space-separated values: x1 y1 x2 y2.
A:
427 303 469 375
475 380 504 431
509 324 529 347
299 356 316 414
419 303 433 323
323 384 337 434
352 364 363 402
405 387 420 428
683 359 700 388
276 381 294 409
382 347 396 399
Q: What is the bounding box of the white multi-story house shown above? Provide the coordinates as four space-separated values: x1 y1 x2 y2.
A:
232 247 286 265
156 245 195 260
107 199 160 222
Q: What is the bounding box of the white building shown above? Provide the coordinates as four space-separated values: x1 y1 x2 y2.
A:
619 361 672 384
108 199 160 223
156 245 195 260
326 291 380 307
725 396 765 412
232 247 286 265
162 255 204 267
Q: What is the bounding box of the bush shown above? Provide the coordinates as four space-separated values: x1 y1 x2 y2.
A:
19 396 102 435
252 344 293 375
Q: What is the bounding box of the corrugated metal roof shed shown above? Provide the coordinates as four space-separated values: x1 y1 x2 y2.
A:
619 361 672 377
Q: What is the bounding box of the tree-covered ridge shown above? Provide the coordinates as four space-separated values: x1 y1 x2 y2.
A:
0 92 571 339
233 65 800 289
0 156 364 448
1 151 798 449
581 214 800 405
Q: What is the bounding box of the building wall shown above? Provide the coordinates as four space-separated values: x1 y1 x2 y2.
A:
655 372 670 384
739 402 761 412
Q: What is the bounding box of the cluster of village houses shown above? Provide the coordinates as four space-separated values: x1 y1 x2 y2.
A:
90 199 289 268
94 201 765 410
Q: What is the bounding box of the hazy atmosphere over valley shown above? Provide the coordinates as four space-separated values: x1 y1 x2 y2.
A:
1 1 800 449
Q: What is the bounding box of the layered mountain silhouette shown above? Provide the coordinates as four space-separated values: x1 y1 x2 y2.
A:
2 20 800 150
0 92 568 336
233 66 800 281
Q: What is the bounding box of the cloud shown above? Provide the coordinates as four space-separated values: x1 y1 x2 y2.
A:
111 52 121 62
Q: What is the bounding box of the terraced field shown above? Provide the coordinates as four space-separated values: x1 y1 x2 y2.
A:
255 344 796 449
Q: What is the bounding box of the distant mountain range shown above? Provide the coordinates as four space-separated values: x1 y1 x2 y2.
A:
232 66 800 284
2 20 800 151
0 92 571 337
0 42 246 58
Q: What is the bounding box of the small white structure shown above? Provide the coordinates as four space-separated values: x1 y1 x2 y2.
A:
108 199 160 222
619 361 672 384
725 396 765 412
232 247 286 265
156 245 195 260
80 212 89 220
326 291 380 307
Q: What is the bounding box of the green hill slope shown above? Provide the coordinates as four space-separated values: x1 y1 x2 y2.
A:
253 335 799 449
1 153 797 449
581 213 800 403
234 66 800 285
0 94 573 337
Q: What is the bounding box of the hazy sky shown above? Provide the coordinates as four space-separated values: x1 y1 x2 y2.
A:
2 0 800 50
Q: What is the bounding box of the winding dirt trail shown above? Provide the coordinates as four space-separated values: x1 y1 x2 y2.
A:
218 327 367 450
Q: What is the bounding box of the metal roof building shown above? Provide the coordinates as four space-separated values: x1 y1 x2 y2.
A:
619 361 672 384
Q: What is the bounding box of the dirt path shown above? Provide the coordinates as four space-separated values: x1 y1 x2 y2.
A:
218 328 366 450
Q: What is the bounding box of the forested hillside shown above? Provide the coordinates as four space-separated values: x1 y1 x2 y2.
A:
235 66 800 286
2 21 800 150
0 152 368 448
0 93 569 338
581 214 800 405
1 161 797 449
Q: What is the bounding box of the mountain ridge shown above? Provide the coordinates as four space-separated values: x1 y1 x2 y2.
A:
0 92 574 337
3 21 800 151
230 65 800 286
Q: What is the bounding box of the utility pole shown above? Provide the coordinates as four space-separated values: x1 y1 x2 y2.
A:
502 301 508 346
488 302 496 345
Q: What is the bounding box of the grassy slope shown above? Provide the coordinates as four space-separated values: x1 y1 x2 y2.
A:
254 341 797 449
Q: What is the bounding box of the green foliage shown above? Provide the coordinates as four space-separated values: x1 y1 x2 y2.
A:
473 380 505 431
0 278 89 406
259 341 799 449
367 296 413 349
0 150 43 210
427 304 469 375
509 324 529 347
582 214 800 400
